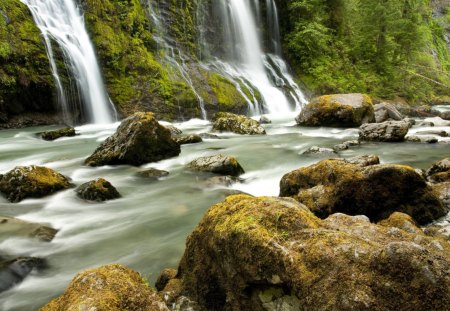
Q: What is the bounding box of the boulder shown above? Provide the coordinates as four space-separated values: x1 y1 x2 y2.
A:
378 212 423 235
415 130 448 137
279 159 447 224
187 155 245 177
302 146 337 156
426 158 450 183
295 93 375 127
40 264 168 311
76 178 121 202
0 257 46 293
85 112 180 167
167 195 450 310
0 166 72 202
359 120 409 142
164 125 182 136
441 111 450 121
374 102 403 123
346 154 380 167
259 115 272 124
406 135 438 144
0 216 57 242
135 168 169 180
40 127 77 141
212 112 266 135
334 140 360 151
173 134 203 145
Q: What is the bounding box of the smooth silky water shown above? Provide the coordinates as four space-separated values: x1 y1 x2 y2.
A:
0 114 449 310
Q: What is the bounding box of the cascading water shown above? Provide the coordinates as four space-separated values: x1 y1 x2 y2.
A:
21 0 115 124
202 0 307 115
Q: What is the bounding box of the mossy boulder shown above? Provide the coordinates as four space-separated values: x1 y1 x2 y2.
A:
0 216 57 242
85 112 180 166
426 158 450 183
0 165 72 202
76 178 121 202
359 120 410 142
0 256 46 293
40 127 76 141
212 112 266 135
135 168 169 180
279 159 447 225
296 94 375 127
40 264 168 311
166 195 450 310
187 154 245 177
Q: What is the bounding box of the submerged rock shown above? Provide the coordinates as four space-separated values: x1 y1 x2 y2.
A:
0 257 46 293
296 93 375 127
40 127 77 141
0 216 57 242
0 165 72 202
187 155 245 177
259 115 272 124
302 146 337 156
76 178 121 202
167 195 450 310
359 120 409 142
212 112 266 135
40 264 168 311
85 112 180 167
135 168 169 180
199 133 221 139
173 134 203 145
279 159 446 224
406 135 439 143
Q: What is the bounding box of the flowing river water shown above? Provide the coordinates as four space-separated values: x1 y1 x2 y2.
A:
0 111 449 310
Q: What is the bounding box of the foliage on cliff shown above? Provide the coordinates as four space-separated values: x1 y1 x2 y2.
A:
282 0 450 102
0 0 54 120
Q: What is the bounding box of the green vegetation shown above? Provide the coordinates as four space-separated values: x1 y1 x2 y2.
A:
283 0 450 102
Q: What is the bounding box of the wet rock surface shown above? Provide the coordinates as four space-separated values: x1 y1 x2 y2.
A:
374 102 403 123
0 257 46 293
426 158 450 183
40 127 76 141
135 168 169 180
359 120 409 142
0 165 72 202
85 112 180 167
76 178 121 202
40 264 168 311
173 134 203 145
279 159 447 224
0 216 57 242
187 155 245 177
212 112 266 135
296 93 375 127
166 195 450 311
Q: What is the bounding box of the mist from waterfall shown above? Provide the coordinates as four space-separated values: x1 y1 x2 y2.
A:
21 0 115 124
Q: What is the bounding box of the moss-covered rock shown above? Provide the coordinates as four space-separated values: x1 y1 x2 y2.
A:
426 158 450 183
135 168 169 180
0 0 55 124
167 195 450 310
378 212 423 235
187 154 245 177
40 127 76 141
212 112 266 135
359 120 410 142
76 178 121 202
0 216 57 242
85 112 180 166
279 159 447 225
0 165 72 202
173 134 203 145
296 94 375 127
40 264 168 311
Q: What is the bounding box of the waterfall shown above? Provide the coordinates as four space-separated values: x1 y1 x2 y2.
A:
21 0 115 124
203 0 307 115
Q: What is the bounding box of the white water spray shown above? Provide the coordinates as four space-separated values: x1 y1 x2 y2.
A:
21 0 115 124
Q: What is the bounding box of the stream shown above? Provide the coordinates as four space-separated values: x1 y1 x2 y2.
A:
0 111 449 310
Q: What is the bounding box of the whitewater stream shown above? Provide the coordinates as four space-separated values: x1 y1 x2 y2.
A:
0 111 449 310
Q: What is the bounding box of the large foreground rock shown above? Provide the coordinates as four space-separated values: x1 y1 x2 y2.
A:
187 155 245 177
279 159 446 224
359 120 409 142
212 112 266 135
85 112 180 167
40 264 168 311
0 216 57 242
0 166 72 202
296 93 375 127
166 195 450 310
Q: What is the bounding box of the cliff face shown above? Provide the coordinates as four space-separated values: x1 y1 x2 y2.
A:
0 0 56 127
